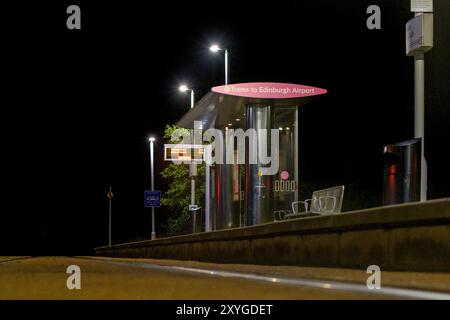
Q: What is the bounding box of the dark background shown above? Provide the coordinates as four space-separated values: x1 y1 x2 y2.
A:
1 0 449 254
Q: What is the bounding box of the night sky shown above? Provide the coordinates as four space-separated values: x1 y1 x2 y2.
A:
2 0 449 254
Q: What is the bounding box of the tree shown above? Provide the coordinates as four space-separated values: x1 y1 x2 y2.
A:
160 125 205 235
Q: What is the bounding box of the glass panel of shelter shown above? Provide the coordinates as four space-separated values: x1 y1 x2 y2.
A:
239 104 298 225
272 107 298 219
214 104 299 228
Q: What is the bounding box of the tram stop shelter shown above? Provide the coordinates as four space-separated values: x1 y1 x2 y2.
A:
176 82 327 231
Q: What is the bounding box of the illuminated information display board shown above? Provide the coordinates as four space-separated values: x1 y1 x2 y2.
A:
164 144 205 162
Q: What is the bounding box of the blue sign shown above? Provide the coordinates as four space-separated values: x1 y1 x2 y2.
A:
144 190 161 208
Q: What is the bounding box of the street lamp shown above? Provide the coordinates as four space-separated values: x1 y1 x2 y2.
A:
179 85 195 109
209 44 229 85
149 136 156 240
178 85 200 232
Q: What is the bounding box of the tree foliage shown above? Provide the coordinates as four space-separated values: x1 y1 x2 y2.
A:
160 124 205 235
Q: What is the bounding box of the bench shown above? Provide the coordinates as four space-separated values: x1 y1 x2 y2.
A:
284 185 345 219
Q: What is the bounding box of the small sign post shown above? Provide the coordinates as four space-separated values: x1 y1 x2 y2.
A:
107 187 113 246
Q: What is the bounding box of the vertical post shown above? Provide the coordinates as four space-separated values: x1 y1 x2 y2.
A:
294 109 299 203
189 162 196 233
190 92 197 232
414 51 427 201
205 162 211 232
246 105 272 225
190 166 195 206
150 139 156 240
224 49 229 85
108 186 112 246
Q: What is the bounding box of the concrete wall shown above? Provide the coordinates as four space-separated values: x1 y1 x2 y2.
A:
96 199 450 272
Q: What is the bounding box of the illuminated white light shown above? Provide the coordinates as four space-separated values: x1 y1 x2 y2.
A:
149 137 156 142
228 123 232 126
286 127 290 130
235 118 240 122
278 127 283 131
179 85 189 92
209 44 221 52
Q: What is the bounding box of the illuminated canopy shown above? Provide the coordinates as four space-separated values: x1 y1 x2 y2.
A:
176 82 327 130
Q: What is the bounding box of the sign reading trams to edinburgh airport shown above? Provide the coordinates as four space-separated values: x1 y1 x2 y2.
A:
212 82 327 99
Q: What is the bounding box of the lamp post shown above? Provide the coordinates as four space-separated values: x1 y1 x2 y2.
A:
210 44 229 85
179 85 194 109
208 44 229 232
179 85 198 231
149 136 156 240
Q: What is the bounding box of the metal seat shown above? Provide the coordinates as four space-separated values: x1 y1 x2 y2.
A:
286 185 345 219
273 210 291 221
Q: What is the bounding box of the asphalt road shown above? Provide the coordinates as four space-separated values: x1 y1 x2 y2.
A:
1 257 449 299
